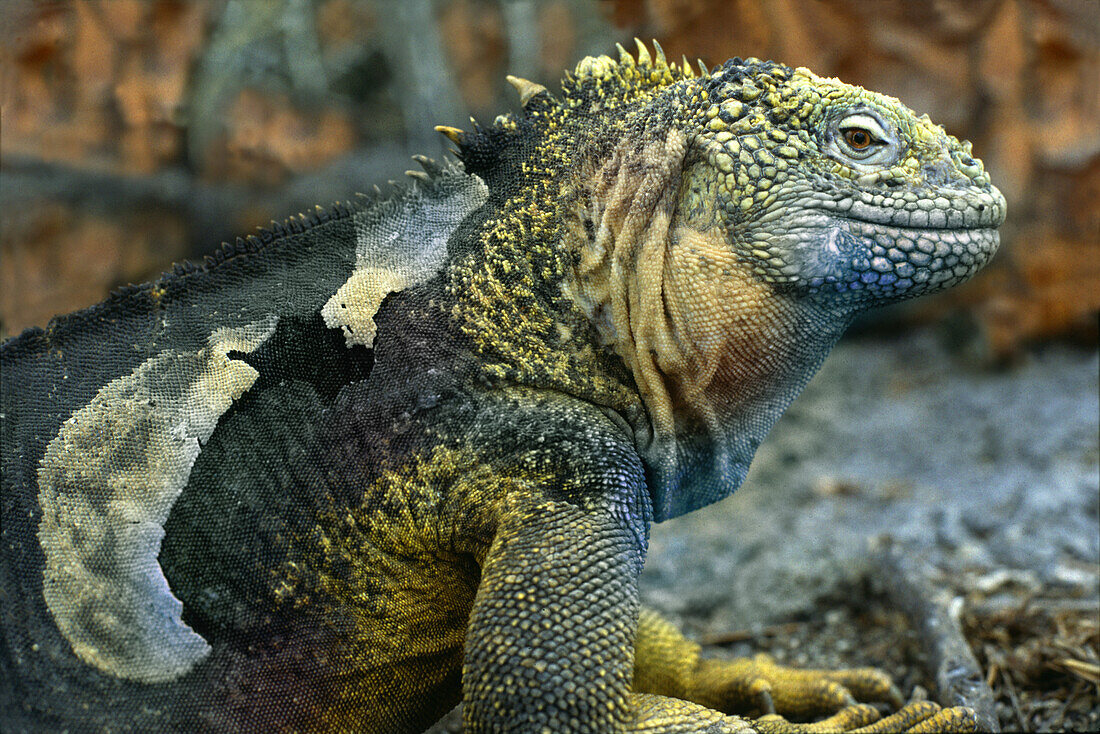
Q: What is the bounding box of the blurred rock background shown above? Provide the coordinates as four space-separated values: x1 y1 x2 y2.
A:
1 0 1097 355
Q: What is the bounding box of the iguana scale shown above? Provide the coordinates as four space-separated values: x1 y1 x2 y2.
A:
1 43 1005 733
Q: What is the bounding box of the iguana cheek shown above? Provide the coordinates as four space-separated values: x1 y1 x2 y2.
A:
738 216 861 288
662 223 801 414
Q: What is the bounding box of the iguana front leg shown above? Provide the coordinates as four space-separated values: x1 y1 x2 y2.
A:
455 392 975 733
633 607 979 732
461 494 970 734
463 491 755 733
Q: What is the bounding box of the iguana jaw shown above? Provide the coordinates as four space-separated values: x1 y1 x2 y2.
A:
735 204 1004 304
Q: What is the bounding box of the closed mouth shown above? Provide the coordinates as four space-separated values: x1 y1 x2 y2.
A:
807 185 1007 231
835 214 1001 233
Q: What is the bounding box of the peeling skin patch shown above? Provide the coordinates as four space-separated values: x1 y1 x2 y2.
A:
37 317 277 683
323 168 488 347
322 267 408 347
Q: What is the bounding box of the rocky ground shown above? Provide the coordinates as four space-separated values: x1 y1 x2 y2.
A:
429 329 1100 732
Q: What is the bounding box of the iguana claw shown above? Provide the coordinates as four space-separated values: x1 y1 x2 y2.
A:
753 701 977 733
693 653 903 719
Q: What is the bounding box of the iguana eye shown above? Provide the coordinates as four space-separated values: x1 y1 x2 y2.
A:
830 111 896 165
842 128 874 150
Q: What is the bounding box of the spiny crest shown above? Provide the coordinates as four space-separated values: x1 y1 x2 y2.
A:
167 203 356 279
176 156 463 280
569 38 705 91
505 75 549 107
436 39 705 167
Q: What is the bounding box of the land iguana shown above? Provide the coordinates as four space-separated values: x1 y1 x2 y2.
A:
0 43 1005 733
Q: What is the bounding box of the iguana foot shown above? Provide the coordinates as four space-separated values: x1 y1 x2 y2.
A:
752 700 978 733
690 654 975 732
692 653 904 718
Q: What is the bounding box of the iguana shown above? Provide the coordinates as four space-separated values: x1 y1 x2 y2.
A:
1 43 1005 733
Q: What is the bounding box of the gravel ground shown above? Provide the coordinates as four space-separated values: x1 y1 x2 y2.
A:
429 330 1099 732
642 330 1099 731
645 329 1098 620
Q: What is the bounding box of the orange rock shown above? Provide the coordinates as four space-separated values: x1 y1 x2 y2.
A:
0 202 188 335
202 88 357 186
439 0 506 115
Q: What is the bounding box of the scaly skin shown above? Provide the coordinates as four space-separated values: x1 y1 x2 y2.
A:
0 43 1002 732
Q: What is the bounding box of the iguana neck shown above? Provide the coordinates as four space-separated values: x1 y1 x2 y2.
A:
563 130 855 520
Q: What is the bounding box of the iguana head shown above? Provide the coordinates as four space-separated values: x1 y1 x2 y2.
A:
559 46 1006 519
679 58 1006 306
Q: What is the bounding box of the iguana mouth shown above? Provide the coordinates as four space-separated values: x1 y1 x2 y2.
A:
757 217 1004 297
808 186 1007 231
835 215 1002 233
840 218 1001 259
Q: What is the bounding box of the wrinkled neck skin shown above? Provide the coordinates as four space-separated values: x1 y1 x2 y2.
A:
564 129 857 520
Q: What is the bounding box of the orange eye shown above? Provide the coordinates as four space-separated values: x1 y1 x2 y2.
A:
843 128 873 150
